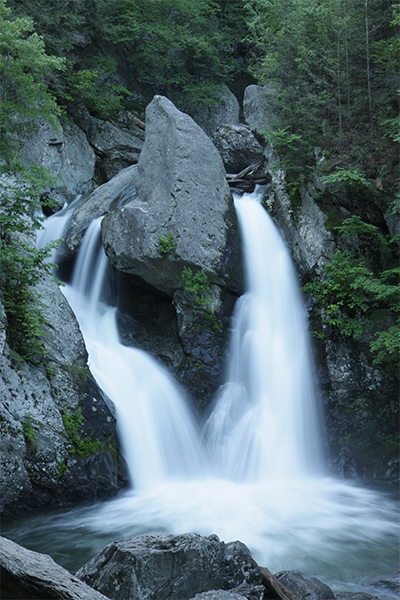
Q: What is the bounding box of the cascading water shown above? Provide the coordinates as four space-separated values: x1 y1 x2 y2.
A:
4 189 398 594
205 190 323 481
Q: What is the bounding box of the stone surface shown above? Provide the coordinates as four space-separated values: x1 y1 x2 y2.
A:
0 535 109 600
366 573 400 597
0 273 122 516
102 95 243 296
21 119 96 196
61 164 139 261
243 84 277 135
275 570 334 600
191 585 265 600
178 84 240 136
76 533 263 600
78 112 144 181
212 125 264 174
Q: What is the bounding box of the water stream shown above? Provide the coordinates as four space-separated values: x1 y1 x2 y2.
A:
3 190 398 595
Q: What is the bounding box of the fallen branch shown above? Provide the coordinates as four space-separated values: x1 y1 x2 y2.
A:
127 112 146 130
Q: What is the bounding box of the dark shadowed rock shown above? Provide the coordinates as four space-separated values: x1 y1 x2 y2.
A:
191 585 265 600
0 536 109 600
102 95 243 297
275 571 334 600
212 125 264 174
76 533 262 600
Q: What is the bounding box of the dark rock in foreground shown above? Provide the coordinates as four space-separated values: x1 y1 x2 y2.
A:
75 533 263 600
0 536 108 600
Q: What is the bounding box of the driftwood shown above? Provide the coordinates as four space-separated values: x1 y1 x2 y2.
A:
127 112 146 130
226 158 271 192
260 567 302 600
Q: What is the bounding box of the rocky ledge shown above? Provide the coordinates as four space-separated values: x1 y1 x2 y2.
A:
1 533 398 600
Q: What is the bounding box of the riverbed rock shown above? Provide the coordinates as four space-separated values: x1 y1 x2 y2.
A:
275 570 335 600
212 125 264 174
21 118 96 196
0 271 123 516
366 573 400 597
76 533 263 600
0 536 109 600
191 585 265 600
101 95 243 297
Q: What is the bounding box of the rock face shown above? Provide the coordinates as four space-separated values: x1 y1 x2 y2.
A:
77 111 144 181
0 536 109 600
60 164 139 261
212 125 264 174
76 533 263 600
178 84 240 137
21 119 96 196
102 95 243 297
0 272 124 516
243 84 277 136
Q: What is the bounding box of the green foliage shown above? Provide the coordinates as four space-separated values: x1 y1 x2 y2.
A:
181 267 212 308
157 231 176 257
0 0 64 162
0 167 62 362
62 407 104 458
57 461 67 478
321 167 372 191
304 217 400 372
22 413 37 443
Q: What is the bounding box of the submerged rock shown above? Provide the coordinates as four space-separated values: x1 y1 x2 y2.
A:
102 95 243 297
76 533 263 600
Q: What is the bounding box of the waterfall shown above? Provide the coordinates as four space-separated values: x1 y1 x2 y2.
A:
40 189 323 485
42 212 205 489
205 190 323 481
19 190 398 589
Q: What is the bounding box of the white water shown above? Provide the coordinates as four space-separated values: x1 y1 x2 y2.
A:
205 191 322 480
24 190 399 592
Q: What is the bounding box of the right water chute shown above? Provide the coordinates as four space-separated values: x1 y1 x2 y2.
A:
206 189 323 481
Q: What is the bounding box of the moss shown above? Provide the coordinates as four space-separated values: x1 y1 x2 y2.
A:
22 413 39 453
57 461 67 478
62 407 104 458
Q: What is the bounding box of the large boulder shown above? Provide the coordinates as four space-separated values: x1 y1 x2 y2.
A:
243 84 277 136
76 533 263 600
21 119 96 196
0 536 109 600
102 95 243 297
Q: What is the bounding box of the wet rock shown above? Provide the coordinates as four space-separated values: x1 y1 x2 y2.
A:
212 125 264 174
0 535 109 600
76 533 263 600
366 573 400 597
191 585 265 600
102 95 243 297
335 593 385 600
275 570 334 600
